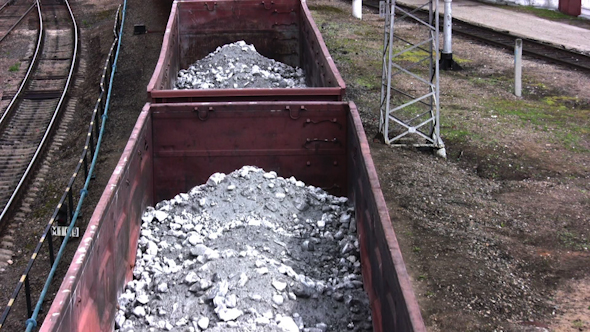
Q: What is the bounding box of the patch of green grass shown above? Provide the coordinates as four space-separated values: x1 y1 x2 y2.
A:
521 81 555 98
412 246 421 253
533 82 547 89
440 115 481 144
393 47 430 63
355 75 380 90
555 131 583 151
307 4 345 14
453 56 472 64
468 75 511 89
514 6 577 20
311 13 384 95
572 319 585 328
9 62 20 72
558 231 589 251
355 25 381 40
330 35 362 50
318 25 366 54
543 96 581 108
417 274 427 281
443 129 472 143
482 97 590 151
491 100 552 125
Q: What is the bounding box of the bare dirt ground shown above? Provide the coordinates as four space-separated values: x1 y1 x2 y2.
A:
0 0 588 331
307 1 590 331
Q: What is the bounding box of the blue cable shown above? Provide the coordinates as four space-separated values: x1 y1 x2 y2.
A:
25 0 127 330
25 319 36 328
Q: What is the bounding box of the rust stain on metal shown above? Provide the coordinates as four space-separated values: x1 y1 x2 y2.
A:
41 102 426 331
146 0 345 103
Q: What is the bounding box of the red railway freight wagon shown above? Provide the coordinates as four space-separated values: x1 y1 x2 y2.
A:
146 0 346 103
40 101 426 332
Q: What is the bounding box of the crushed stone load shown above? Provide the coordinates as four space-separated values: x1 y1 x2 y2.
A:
175 41 307 89
116 166 372 332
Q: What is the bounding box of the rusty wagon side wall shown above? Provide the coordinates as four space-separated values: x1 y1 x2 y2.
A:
146 0 345 103
40 105 155 331
40 102 425 331
347 109 426 332
149 101 349 201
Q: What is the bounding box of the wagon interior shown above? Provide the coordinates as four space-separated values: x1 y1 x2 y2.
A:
148 0 343 96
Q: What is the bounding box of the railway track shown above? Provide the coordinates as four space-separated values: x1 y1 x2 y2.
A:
0 0 36 43
363 0 590 72
0 0 78 231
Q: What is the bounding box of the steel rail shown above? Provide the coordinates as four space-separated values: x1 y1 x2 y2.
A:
0 5 121 329
0 2 36 43
0 0 42 132
23 0 120 330
361 0 590 73
441 19 590 72
0 0 79 326
0 0 12 13
0 0 78 233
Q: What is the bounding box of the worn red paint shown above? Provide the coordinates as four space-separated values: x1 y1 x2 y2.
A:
41 106 154 332
147 0 346 103
41 1 423 330
41 102 425 331
559 0 581 16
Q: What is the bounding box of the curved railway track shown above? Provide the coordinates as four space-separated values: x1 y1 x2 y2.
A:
363 0 590 72
0 0 78 230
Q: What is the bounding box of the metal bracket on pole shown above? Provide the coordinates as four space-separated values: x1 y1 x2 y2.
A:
379 0 445 156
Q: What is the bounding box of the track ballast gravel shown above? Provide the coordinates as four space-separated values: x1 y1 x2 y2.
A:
175 41 307 90
116 166 372 332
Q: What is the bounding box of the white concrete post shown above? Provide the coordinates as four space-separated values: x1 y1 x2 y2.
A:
353 0 362 19
443 0 452 55
514 38 522 97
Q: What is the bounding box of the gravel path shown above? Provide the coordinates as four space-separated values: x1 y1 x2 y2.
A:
175 41 307 90
116 166 372 332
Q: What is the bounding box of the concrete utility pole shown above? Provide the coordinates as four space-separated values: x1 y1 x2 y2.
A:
353 0 362 19
514 38 522 97
439 0 461 70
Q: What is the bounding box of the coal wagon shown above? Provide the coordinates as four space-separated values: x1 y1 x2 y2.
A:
147 0 346 103
41 101 425 331
38 0 426 330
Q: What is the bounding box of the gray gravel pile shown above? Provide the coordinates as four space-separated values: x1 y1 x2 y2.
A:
175 41 307 89
115 166 372 332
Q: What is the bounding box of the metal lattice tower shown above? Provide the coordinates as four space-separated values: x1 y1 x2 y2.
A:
379 0 444 152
